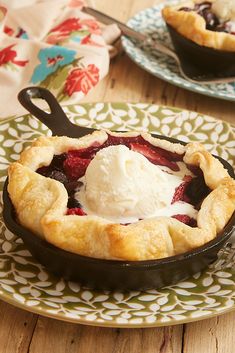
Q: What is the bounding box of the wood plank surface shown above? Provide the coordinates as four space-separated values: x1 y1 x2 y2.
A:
0 0 235 352
0 301 38 353
29 316 183 353
183 312 235 353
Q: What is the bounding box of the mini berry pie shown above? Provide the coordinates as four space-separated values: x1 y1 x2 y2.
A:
7 131 235 261
162 0 235 51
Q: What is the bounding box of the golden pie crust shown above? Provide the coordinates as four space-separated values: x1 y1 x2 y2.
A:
162 0 235 52
7 130 235 261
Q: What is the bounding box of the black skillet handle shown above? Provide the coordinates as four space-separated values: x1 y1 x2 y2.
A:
18 87 94 138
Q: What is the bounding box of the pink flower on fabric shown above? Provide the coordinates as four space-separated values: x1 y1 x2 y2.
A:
79 19 101 35
81 34 103 47
4 26 14 36
47 18 84 44
0 44 28 67
64 64 100 96
51 18 82 36
47 17 101 45
46 33 69 45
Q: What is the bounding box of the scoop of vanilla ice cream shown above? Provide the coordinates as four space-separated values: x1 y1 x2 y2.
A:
212 0 235 22
76 145 185 223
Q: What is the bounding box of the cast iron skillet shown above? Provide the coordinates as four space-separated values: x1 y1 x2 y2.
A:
2 87 235 291
167 25 235 80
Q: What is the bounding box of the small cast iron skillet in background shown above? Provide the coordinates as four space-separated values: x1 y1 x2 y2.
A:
167 25 235 81
3 87 235 291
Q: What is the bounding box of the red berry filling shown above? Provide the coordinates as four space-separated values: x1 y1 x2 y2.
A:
67 208 87 216
171 175 192 204
66 142 101 159
179 2 235 35
130 143 180 171
63 156 91 181
172 214 197 227
36 134 210 225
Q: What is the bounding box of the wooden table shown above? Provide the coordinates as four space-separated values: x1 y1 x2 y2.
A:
1 1 235 352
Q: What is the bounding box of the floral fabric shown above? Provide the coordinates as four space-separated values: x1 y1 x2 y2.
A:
0 0 109 118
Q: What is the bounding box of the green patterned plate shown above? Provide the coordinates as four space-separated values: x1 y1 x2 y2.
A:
122 0 235 102
0 103 234 327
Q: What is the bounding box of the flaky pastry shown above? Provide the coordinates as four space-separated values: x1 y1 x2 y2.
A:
7 130 235 261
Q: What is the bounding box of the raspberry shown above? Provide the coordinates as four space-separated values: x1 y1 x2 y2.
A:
172 214 197 227
63 156 91 180
66 207 86 216
171 176 193 204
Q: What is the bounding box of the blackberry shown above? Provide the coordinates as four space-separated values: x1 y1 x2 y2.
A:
67 197 82 209
65 181 83 195
48 170 68 184
50 153 67 170
185 176 210 206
